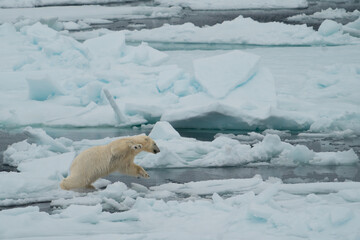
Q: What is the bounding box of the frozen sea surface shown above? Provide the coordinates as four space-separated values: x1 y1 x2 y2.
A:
0 21 359 132
0 122 359 213
0 0 359 32
1 1 360 239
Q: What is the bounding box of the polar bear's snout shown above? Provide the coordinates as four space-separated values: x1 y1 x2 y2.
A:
153 143 160 154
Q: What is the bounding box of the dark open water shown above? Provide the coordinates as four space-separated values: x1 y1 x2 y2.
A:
1 127 359 212
1 127 359 184
93 0 360 31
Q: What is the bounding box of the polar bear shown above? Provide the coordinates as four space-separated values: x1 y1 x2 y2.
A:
60 135 160 190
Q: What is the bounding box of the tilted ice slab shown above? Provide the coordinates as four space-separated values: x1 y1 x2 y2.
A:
344 17 360 38
124 16 360 46
155 0 308 10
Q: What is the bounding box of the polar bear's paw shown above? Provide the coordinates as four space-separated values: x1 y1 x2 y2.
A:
136 165 150 178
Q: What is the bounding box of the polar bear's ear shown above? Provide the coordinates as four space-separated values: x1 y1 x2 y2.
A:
144 136 150 142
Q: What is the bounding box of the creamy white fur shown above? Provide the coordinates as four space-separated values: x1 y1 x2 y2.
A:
60 135 159 190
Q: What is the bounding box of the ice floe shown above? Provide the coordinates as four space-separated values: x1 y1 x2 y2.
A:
155 0 308 10
1 175 360 239
3 122 359 171
0 18 359 132
123 16 359 45
0 122 358 206
0 122 359 238
0 5 182 26
193 51 261 99
288 8 360 22
344 17 360 37
0 0 139 8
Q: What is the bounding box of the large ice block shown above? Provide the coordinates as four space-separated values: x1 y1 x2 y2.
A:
193 50 261 99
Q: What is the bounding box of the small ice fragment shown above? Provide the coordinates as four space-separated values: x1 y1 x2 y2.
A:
149 121 181 140
318 20 342 36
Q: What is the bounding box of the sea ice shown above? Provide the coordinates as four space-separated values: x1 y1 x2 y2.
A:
0 19 359 132
344 17 360 37
0 5 182 24
288 8 360 21
1 175 360 239
27 74 63 101
193 51 260 98
148 121 181 140
1 123 360 239
155 0 308 10
0 122 357 208
0 0 139 8
318 19 343 36
83 32 126 58
123 16 359 46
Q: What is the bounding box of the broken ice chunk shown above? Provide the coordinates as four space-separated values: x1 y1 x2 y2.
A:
193 50 261 99
26 74 62 101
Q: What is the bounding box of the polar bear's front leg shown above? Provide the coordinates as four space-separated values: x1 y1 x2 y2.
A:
119 163 149 178
135 164 150 178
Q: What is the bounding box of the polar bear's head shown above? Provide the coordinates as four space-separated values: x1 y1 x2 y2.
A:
133 135 160 154
143 136 160 154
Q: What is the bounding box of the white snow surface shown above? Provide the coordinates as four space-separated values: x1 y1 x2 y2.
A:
0 0 139 8
1 123 359 239
155 0 308 10
2 175 360 239
0 5 182 25
288 8 360 21
1 5 360 239
1 122 358 207
193 51 261 98
123 16 359 46
1 20 360 132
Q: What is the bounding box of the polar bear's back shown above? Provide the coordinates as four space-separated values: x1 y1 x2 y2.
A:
70 145 111 179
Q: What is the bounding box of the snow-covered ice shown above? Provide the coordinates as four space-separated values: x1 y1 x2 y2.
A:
0 123 359 239
155 0 308 10
1 122 358 207
0 5 182 27
0 0 139 8
1 175 360 239
193 51 261 99
344 17 360 37
287 9 360 38
122 15 359 46
288 8 360 22
0 19 359 132
1 2 360 239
